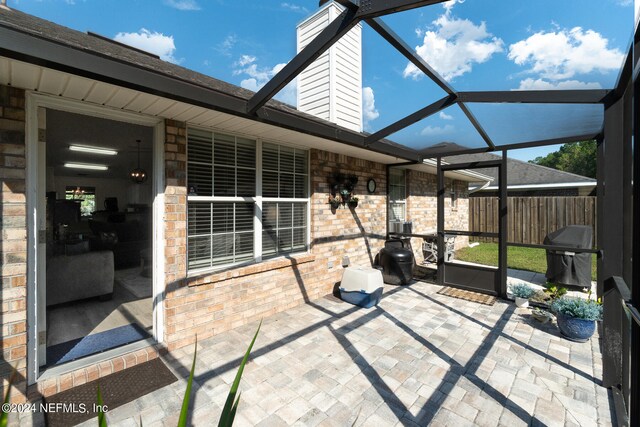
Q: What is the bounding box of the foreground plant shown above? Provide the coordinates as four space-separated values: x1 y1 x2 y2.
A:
218 320 262 427
0 369 15 427
96 320 261 426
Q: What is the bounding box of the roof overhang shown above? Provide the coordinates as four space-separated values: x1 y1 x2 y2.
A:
395 159 494 183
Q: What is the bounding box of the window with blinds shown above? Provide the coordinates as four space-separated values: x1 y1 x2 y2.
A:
389 169 406 229
262 143 308 258
187 128 309 272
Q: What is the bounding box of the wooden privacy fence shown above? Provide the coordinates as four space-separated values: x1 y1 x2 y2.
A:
469 196 597 247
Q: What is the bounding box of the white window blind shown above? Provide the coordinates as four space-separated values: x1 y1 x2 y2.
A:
262 143 308 258
389 169 406 225
187 128 309 272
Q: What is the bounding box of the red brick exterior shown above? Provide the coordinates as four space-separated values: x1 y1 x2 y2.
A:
161 135 471 352
0 86 28 403
0 86 472 399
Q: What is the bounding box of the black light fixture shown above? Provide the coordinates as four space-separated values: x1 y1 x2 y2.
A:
129 139 147 184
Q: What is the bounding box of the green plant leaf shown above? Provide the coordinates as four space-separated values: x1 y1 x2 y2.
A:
218 320 262 427
229 392 241 422
178 336 198 427
96 384 108 427
0 369 15 427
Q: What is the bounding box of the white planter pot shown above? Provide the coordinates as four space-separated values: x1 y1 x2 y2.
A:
515 297 529 308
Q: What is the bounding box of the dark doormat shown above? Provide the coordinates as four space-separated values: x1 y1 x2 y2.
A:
44 357 177 427
437 286 496 306
413 265 437 283
47 323 151 366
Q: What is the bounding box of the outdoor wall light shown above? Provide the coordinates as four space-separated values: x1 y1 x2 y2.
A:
69 145 118 156
64 162 108 171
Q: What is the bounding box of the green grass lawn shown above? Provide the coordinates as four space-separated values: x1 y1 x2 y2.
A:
455 242 597 279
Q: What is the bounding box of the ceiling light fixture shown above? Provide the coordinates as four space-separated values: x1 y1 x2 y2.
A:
69 145 118 156
129 139 147 184
64 162 108 171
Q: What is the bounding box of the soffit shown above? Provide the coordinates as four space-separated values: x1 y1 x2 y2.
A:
0 56 405 165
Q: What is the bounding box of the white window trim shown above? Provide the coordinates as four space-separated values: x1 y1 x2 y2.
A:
186 130 310 274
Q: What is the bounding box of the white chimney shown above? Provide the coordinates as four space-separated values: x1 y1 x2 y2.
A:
296 2 363 132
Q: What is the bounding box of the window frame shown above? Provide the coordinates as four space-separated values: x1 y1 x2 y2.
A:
388 168 407 229
186 127 310 274
64 185 96 217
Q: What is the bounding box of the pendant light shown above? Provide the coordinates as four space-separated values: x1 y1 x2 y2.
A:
129 139 147 183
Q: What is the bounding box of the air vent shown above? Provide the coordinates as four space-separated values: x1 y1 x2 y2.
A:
87 31 161 59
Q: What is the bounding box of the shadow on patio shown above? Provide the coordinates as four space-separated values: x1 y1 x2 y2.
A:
91 273 615 427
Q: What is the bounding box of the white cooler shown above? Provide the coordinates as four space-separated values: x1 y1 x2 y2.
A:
339 267 384 308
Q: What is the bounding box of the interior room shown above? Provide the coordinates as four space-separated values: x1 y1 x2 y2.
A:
43 108 154 367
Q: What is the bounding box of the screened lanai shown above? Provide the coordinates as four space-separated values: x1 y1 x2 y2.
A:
246 0 639 424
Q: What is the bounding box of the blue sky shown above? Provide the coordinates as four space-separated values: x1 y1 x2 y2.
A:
11 0 637 161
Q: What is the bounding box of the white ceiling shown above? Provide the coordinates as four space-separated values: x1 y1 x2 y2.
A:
46 109 154 179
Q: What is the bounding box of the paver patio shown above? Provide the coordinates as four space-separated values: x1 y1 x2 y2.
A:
60 279 613 426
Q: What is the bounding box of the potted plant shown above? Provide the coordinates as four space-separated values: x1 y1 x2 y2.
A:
328 195 341 209
551 296 602 342
544 282 567 300
347 196 359 208
509 282 536 308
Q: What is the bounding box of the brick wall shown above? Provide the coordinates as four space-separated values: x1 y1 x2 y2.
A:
0 86 27 403
162 145 388 351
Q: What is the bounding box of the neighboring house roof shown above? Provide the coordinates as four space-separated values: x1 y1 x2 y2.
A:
443 152 596 191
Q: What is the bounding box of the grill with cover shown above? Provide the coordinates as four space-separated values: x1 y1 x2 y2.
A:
544 225 593 288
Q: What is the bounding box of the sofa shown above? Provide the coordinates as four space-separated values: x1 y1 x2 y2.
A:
46 250 114 306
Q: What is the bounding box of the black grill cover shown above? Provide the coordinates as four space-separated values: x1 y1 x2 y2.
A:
544 225 593 287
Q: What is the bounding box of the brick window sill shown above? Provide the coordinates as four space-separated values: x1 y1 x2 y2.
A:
187 253 316 287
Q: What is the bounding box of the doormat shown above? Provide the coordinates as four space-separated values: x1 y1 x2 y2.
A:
45 357 177 427
437 287 496 306
47 323 151 366
413 265 436 283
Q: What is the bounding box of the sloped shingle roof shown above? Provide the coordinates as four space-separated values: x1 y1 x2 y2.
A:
444 152 596 187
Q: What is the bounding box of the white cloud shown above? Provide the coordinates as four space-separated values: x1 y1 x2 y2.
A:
404 13 503 81
439 111 453 120
114 29 180 63
442 0 464 12
281 2 309 13
216 34 237 57
164 0 201 10
362 87 379 131
235 55 257 67
508 27 624 80
234 56 296 106
420 124 455 136
515 78 602 90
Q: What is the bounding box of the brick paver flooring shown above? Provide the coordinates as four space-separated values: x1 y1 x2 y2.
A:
34 280 617 426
